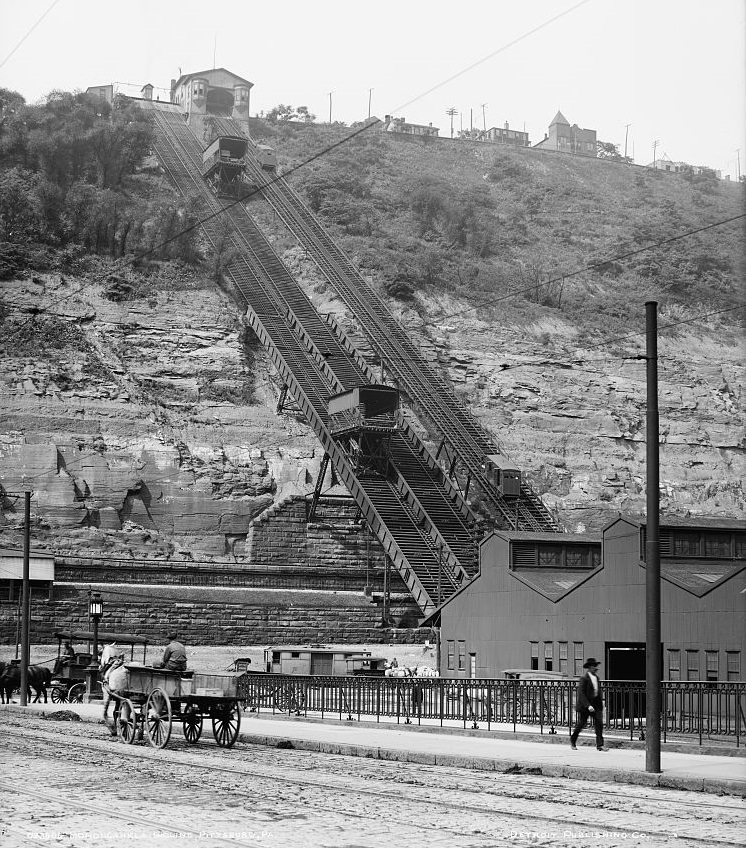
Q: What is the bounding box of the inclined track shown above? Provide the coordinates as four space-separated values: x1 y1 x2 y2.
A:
218 117 557 532
140 103 478 612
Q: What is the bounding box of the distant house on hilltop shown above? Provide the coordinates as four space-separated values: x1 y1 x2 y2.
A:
534 110 597 157
86 84 114 105
383 115 439 137
170 68 253 124
482 121 530 148
648 157 721 179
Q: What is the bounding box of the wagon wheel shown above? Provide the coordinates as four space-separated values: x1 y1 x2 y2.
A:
68 683 86 703
211 700 241 748
145 688 172 749
182 704 203 744
50 685 68 704
116 699 138 745
274 685 292 712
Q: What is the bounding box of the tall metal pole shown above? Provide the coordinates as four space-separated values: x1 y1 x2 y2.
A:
368 88 373 120
645 301 661 773
737 149 741 181
328 91 333 124
481 103 487 132
20 491 31 707
624 123 631 159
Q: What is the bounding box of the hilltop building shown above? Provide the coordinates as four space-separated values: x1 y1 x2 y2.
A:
383 115 439 137
170 68 253 125
482 121 530 147
648 157 722 179
429 516 745 681
85 84 114 105
534 110 597 157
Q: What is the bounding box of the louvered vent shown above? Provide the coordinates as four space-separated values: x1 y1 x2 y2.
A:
512 542 537 567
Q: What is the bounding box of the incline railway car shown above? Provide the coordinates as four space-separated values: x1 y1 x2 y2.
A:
255 143 277 170
202 135 249 199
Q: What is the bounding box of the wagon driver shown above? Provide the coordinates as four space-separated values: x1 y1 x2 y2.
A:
155 632 187 672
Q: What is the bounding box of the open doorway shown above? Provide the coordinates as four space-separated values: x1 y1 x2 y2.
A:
606 643 646 681
605 642 646 725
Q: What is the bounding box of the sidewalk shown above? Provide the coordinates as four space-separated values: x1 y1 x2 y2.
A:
4 701 744 796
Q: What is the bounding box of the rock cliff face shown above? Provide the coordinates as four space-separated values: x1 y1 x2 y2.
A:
0 156 743 558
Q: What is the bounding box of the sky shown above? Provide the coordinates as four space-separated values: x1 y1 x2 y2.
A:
0 0 744 177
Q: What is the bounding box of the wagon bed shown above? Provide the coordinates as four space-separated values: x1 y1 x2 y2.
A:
113 665 243 749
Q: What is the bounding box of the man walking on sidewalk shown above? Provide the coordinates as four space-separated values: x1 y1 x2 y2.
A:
570 658 607 751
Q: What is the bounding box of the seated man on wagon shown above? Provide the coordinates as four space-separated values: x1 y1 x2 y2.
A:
53 641 75 676
153 632 187 672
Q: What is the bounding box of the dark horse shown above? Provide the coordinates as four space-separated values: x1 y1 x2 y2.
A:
0 662 52 703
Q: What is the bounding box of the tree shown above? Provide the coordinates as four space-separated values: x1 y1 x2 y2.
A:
265 104 316 123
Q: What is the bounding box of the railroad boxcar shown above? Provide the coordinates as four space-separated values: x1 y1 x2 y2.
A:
264 646 381 676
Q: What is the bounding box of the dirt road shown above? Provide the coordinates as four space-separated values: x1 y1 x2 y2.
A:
1 712 743 847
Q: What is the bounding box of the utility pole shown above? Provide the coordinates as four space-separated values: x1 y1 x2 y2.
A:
470 108 473 133
644 301 661 773
446 107 457 138
20 491 31 707
368 88 373 120
328 91 333 124
624 123 632 159
652 139 659 168
481 103 487 132
737 149 741 181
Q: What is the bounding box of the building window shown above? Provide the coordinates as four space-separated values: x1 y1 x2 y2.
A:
668 649 681 680
538 546 562 567
530 642 539 670
566 547 589 568
704 534 731 557
686 650 699 681
447 640 455 670
558 642 568 674
726 652 741 681
705 651 719 682
458 641 466 671
544 642 553 672
469 653 477 680
573 642 584 676
674 532 701 556
735 536 746 558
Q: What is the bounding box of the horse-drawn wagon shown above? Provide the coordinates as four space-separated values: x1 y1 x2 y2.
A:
113 665 243 749
50 630 150 703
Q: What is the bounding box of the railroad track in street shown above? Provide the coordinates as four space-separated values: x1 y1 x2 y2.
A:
3 720 743 848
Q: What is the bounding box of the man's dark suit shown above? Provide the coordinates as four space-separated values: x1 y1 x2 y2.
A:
570 670 604 748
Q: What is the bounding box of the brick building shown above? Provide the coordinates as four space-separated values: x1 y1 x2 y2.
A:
534 110 597 157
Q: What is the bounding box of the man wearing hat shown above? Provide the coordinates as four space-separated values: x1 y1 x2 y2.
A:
570 658 607 751
155 632 187 672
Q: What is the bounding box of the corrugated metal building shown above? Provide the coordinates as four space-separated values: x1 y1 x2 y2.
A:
433 516 745 681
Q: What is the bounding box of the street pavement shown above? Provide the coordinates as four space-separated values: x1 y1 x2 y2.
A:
3 700 744 795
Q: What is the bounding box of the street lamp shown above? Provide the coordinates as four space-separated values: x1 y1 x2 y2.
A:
85 592 103 703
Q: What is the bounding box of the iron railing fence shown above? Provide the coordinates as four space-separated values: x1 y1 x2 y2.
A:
237 675 746 746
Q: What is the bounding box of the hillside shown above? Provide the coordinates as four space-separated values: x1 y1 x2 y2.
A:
0 95 743 559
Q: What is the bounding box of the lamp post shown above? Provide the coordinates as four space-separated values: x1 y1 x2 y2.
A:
85 592 103 703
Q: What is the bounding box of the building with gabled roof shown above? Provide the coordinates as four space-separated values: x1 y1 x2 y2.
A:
170 68 253 126
430 516 745 681
534 109 597 157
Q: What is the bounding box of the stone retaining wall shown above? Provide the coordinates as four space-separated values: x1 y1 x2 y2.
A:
0 592 428 645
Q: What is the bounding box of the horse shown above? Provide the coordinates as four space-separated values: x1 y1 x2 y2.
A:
0 663 52 703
